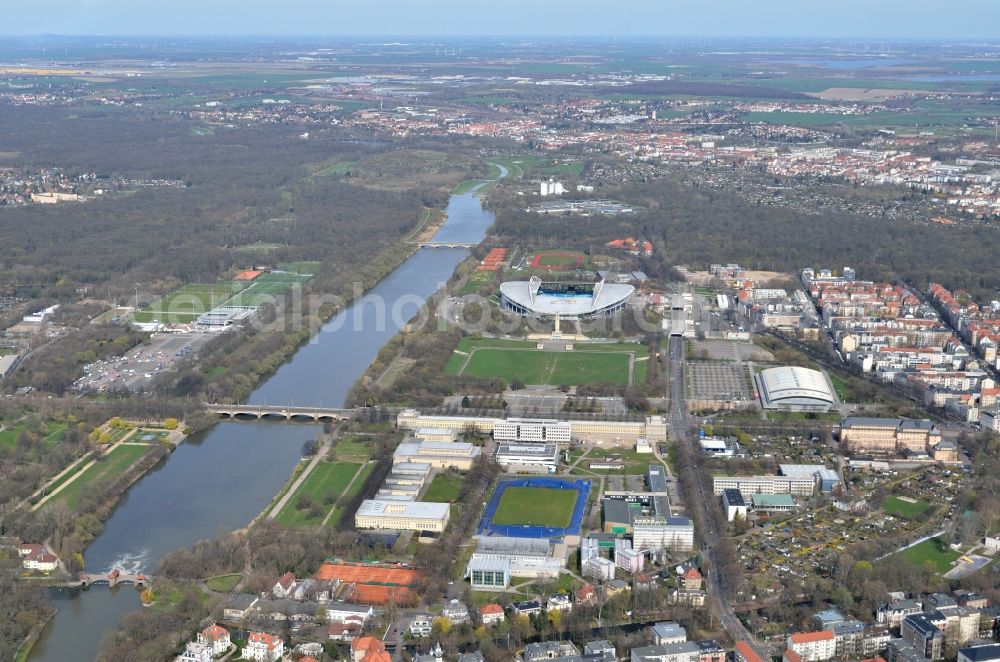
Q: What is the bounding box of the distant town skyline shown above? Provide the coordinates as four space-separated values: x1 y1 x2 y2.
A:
2 0 999 39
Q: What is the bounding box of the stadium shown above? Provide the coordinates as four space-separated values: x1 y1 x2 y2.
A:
754 366 835 412
477 476 591 540
499 276 633 319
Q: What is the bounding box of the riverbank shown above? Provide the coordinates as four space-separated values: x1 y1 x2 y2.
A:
197 205 450 405
27 171 503 662
13 607 55 662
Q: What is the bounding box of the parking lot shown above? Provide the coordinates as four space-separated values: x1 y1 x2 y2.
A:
74 332 214 393
685 361 752 401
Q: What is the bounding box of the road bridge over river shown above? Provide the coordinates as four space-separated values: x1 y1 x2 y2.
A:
204 403 357 421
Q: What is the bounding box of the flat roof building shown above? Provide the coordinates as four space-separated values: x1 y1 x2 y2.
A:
713 475 816 497
495 443 559 472
393 439 481 470
494 418 571 444
779 464 841 493
355 500 451 533
632 516 695 553
722 488 748 522
751 493 797 512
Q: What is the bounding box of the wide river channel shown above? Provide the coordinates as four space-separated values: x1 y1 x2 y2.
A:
28 174 501 661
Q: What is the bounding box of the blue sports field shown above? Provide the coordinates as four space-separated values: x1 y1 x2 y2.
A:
477 476 590 540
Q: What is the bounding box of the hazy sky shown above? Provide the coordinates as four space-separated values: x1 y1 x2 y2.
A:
4 0 999 39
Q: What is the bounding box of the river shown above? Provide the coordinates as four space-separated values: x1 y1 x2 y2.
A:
28 175 500 661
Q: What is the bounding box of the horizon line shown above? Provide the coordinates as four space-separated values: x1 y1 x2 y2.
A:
3 33 1000 42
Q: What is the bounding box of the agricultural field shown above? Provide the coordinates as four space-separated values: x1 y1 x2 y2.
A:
446 337 639 386
51 443 153 508
492 486 577 528
883 495 931 519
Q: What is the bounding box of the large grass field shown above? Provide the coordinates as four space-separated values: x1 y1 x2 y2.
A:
896 537 961 573
455 348 630 386
51 443 153 508
445 337 643 386
134 283 245 323
571 448 658 475
492 486 577 528
276 461 362 527
134 273 312 323
423 473 463 502
326 463 375 527
883 496 931 519
332 437 371 463
0 423 68 451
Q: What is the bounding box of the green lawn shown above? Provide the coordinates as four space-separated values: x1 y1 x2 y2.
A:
883 496 931 519
332 437 371 463
51 444 153 508
423 473 463 502
571 448 657 475
282 261 323 275
326 463 374 527
314 160 356 176
205 574 242 592
455 348 630 386
134 283 245 323
0 425 25 450
492 486 578 528
275 461 361 527
896 537 961 573
453 179 486 194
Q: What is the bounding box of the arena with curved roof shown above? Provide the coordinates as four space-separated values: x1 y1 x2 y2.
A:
499 276 634 319
754 366 835 411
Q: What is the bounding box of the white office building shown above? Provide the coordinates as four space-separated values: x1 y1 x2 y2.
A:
632 516 695 553
494 418 571 443
712 475 816 497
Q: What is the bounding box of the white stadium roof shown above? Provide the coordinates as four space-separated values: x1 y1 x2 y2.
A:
499 277 634 317
756 366 834 410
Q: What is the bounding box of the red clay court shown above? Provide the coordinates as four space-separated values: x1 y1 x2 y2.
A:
527 250 585 271
314 562 419 586
234 269 264 281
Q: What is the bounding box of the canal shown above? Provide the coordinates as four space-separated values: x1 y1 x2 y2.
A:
28 177 500 661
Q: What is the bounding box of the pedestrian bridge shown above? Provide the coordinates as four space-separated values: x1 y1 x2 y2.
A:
80 569 149 587
204 403 357 422
418 241 477 248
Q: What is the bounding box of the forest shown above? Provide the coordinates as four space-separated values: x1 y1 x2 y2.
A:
488 175 1000 300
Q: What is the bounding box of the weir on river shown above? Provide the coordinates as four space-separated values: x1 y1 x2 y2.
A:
28 174 503 662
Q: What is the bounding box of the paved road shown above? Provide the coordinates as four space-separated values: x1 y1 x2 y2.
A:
666 336 764 652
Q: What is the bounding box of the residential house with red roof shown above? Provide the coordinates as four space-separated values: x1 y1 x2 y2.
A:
196 623 231 656
479 603 505 626
244 631 283 662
